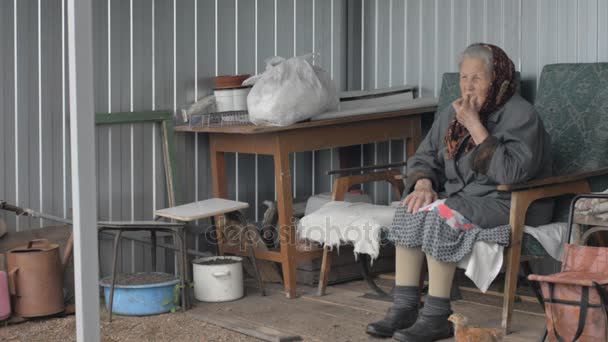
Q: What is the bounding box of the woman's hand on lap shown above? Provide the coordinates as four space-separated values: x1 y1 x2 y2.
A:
402 179 438 213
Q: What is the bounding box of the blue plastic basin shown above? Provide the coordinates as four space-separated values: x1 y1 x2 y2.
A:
99 272 180 316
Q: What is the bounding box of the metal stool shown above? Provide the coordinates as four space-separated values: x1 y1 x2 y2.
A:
98 221 188 322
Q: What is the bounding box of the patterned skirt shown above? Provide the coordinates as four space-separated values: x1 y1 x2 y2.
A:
388 199 511 263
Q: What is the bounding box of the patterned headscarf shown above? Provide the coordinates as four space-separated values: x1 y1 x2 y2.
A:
444 43 516 159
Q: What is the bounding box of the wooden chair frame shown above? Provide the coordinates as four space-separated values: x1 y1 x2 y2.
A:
316 165 608 334
317 169 404 296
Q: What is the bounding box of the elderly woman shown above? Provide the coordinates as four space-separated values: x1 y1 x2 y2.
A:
366 43 553 341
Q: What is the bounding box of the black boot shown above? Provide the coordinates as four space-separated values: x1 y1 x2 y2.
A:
366 306 418 338
392 312 454 342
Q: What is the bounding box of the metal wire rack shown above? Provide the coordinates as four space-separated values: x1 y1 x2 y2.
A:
189 111 253 128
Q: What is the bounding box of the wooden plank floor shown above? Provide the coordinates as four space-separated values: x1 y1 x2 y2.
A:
187 279 546 342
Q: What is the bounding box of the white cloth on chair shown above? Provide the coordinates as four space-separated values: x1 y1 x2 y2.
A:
298 201 395 259
298 200 572 293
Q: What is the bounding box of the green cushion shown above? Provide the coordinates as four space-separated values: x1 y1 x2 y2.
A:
535 63 608 177
435 72 522 119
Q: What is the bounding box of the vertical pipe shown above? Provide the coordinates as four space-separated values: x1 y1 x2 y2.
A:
466 0 471 45
450 0 454 70
255 0 259 221
389 0 393 87
274 0 278 56
14 0 19 230
62 0 67 218
518 0 522 71
293 0 297 56
38 0 43 228
575 0 579 62
235 0 239 201
330 0 335 79
292 1 297 198
215 0 218 75
130 0 135 272
311 1 315 197
312 0 315 61
173 0 177 276
418 0 422 97
194 0 199 210
596 0 599 62
235 0 239 72
152 0 157 213
536 0 541 90
173 0 176 113
500 0 505 47
556 0 560 62
433 0 438 97
483 0 487 43
404 0 408 85
374 0 378 89
107 0 113 221
361 0 365 89
255 0 258 73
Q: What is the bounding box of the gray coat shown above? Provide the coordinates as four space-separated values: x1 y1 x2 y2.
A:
405 94 553 228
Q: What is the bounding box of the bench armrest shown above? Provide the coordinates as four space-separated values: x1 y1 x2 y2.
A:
497 167 608 192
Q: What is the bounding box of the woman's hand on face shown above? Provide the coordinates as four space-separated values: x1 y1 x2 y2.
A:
452 95 490 144
402 179 438 213
452 95 483 131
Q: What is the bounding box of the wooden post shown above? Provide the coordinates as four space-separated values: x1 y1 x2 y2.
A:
67 0 100 339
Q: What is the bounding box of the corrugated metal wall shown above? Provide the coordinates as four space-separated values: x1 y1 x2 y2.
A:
3 0 607 275
0 0 349 276
354 0 608 101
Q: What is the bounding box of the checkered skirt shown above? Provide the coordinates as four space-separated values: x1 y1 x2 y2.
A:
388 200 511 263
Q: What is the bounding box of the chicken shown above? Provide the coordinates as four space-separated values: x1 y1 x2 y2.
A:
448 313 505 342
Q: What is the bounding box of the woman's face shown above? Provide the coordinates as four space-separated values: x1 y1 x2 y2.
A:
459 57 492 108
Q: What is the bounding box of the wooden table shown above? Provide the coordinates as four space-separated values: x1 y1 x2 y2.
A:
176 103 436 298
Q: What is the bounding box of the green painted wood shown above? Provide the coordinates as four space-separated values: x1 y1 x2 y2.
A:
94 111 172 125
162 119 180 206
95 110 181 207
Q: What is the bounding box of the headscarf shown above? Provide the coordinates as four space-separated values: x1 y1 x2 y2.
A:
444 43 516 159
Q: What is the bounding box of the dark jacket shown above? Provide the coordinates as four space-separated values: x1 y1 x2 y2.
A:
405 94 553 227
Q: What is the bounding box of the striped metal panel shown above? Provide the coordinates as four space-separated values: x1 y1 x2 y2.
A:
358 0 608 101
0 0 345 274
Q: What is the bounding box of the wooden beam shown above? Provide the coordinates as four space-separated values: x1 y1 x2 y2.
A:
94 110 172 125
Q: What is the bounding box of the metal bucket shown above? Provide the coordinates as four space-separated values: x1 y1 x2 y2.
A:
192 256 244 302
7 239 65 317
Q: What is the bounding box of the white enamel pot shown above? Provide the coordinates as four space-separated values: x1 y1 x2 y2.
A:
192 256 244 302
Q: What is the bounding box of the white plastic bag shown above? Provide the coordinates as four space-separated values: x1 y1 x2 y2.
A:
244 54 338 126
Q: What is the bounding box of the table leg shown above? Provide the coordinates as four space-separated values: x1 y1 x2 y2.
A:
210 144 227 256
274 147 298 299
